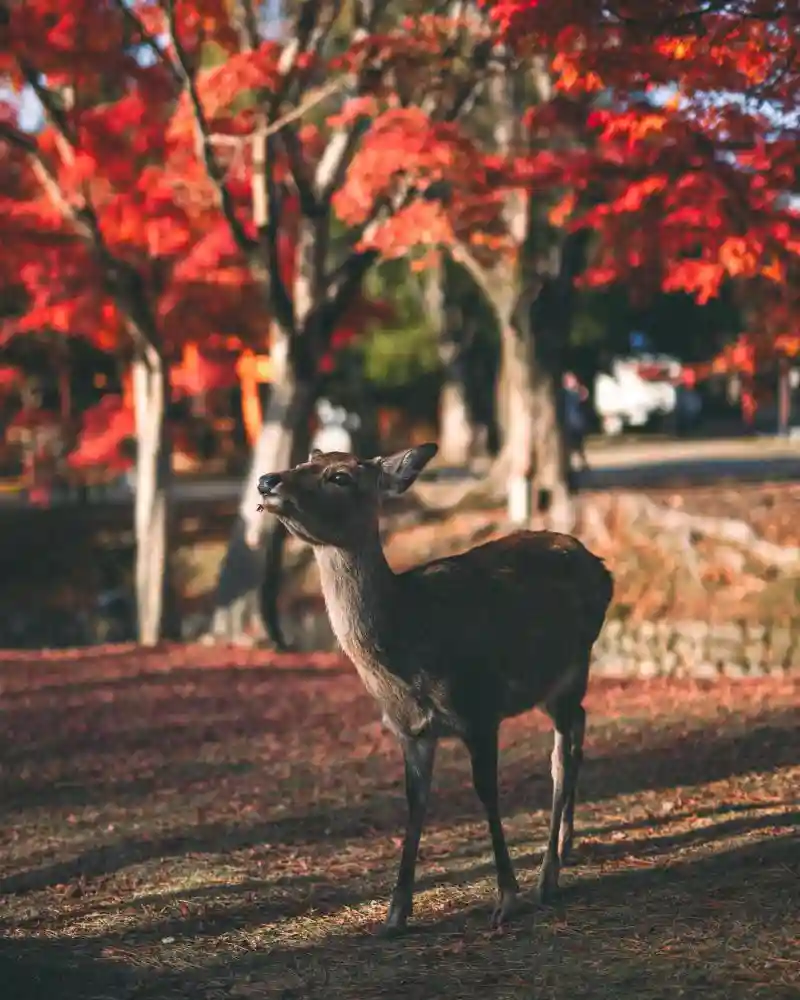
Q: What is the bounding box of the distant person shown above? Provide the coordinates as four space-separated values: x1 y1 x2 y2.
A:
563 371 590 475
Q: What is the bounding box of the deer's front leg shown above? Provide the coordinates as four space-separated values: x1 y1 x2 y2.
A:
383 733 437 935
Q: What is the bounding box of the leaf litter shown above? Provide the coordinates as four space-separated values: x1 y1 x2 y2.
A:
0 646 798 1000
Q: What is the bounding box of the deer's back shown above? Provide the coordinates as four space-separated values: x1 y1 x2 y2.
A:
401 530 613 722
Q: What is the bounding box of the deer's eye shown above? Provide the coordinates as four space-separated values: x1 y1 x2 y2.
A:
327 471 354 488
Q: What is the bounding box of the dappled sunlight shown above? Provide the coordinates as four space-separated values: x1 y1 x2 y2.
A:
1 648 798 998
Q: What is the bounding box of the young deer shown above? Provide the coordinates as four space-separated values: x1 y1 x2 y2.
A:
257 443 613 934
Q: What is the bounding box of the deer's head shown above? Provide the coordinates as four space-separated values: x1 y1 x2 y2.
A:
257 443 438 548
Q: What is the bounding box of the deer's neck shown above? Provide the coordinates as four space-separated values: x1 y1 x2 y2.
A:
314 534 399 672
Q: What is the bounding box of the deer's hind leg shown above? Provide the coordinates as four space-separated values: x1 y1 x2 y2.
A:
538 691 585 902
465 723 520 929
558 701 585 865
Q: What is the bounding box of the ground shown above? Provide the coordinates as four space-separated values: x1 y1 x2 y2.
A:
1 646 798 1000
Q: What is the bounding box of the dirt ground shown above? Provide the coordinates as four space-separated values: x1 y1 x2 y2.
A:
1 645 798 1000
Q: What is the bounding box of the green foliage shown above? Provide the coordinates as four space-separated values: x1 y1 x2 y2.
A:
359 260 440 387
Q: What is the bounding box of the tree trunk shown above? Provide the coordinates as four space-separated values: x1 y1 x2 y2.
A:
424 259 477 466
488 281 573 532
132 346 172 647
208 329 314 647
496 326 569 530
439 378 474 466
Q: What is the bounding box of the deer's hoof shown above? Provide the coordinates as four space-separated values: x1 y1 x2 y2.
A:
379 920 409 939
536 861 560 905
490 888 519 930
380 914 410 938
382 895 411 937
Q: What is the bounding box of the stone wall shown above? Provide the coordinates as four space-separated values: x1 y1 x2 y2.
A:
592 619 800 678
286 607 800 677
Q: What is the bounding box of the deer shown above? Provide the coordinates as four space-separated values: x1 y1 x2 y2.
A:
257 443 613 935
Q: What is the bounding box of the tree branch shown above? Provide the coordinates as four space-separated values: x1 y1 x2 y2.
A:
260 136 296 335
9 70 112 257
233 0 261 52
428 32 498 123
162 0 257 260
319 248 379 333
315 119 372 201
13 136 159 349
308 0 392 202
8 62 163 349
21 65 77 144
604 0 788 32
0 120 36 151
450 241 499 305
109 0 182 85
280 125 320 217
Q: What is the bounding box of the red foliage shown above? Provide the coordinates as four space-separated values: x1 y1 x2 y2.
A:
0 4 386 374
66 394 135 471
483 0 800 316
3 0 799 429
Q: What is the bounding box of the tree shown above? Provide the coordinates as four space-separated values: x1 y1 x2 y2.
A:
224 0 798 578
488 0 800 306
3 0 501 647
7 0 799 646
433 0 798 512
1 1 274 644
423 255 496 467
148 0 499 645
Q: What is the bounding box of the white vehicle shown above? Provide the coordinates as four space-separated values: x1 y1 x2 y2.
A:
594 354 700 436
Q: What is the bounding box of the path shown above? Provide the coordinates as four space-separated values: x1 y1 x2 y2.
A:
0 435 797 512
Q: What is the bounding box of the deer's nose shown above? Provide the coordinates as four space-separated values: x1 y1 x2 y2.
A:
258 472 282 495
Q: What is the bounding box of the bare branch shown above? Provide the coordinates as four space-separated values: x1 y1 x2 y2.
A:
604 0 789 32
25 154 92 241
264 78 347 136
21 65 77 144
318 248 379 333
440 36 498 122
309 0 392 201
269 0 337 115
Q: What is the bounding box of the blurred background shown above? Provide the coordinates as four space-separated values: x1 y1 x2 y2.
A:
1 0 798 661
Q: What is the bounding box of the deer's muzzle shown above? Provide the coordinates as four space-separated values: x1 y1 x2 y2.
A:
257 473 288 513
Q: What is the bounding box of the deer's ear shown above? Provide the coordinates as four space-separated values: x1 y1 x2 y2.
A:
376 443 438 496
308 448 323 462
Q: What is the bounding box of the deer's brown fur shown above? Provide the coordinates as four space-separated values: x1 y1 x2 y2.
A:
257 444 613 934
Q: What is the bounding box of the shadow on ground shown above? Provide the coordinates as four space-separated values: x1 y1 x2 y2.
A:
1 831 797 1000
1 650 798 1000
1 654 798 894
